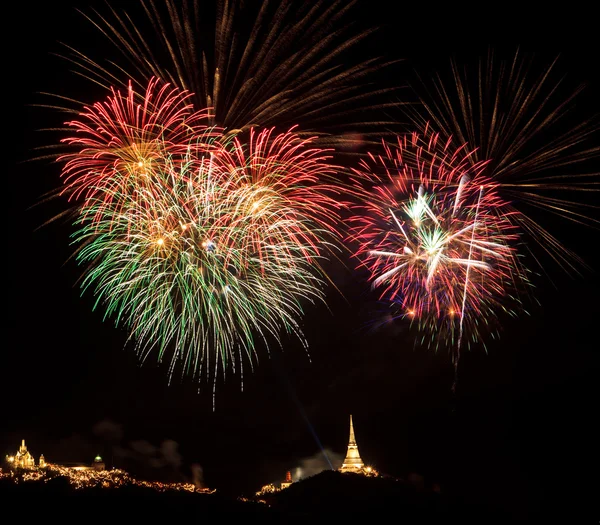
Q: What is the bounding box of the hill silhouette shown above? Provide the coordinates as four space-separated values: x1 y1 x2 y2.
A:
1 469 513 523
258 469 513 523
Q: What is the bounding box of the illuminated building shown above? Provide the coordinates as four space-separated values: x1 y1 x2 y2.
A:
71 455 106 472
339 415 364 473
338 415 379 476
255 470 294 497
280 470 293 489
6 440 39 469
39 454 46 468
92 455 105 471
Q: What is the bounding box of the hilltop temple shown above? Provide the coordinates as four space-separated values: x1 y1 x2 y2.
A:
339 415 378 476
6 440 45 469
339 415 364 473
280 470 293 489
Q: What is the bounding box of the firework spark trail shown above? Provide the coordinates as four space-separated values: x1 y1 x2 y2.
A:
54 0 402 153
348 128 529 352
453 184 484 392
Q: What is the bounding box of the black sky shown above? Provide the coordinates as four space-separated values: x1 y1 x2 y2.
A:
5 1 599 518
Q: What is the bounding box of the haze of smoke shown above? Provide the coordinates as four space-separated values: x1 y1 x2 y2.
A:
92 419 123 443
116 438 182 470
293 447 344 481
91 419 184 478
191 463 204 489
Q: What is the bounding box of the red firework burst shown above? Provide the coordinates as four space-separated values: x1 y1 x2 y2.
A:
348 127 530 351
210 126 345 266
58 77 219 214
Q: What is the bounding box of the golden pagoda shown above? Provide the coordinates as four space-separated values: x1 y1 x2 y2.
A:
339 415 365 473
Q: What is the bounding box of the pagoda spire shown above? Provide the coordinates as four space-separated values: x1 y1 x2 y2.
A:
339 414 365 473
349 415 356 445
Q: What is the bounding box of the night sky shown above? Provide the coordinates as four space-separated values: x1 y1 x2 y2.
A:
5 1 598 518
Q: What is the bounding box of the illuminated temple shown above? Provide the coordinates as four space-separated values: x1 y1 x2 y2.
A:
339 415 377 476
339 415 364 473
6 440 45 469
2 439 213 493
256 470 294 496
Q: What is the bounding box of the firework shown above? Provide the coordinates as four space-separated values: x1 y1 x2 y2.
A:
58 77 219 214
406 48 600 274
66 106 342 397
60 0 400 151
210 126 345 261
348 128 530 352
